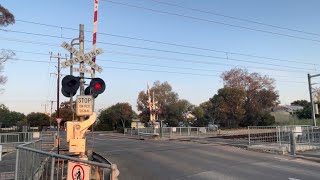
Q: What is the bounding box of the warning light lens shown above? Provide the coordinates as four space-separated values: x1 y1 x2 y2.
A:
94 83 102 90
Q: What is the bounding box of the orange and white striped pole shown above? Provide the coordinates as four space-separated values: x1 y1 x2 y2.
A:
92 0 99 78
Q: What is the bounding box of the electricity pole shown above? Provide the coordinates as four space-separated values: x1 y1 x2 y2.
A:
47 100 57 126
308 73 320 126
50 53 67 154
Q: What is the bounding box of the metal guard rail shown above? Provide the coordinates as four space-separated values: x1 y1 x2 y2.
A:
16 143 111 169
15 140 117 180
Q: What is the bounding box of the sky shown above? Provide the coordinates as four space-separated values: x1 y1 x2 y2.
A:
0 0 320 115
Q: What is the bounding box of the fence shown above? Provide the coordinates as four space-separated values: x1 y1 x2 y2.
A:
248 125 320 153
0 132 36 144
247 125 316 145
15 140 118 180
124 127 218 138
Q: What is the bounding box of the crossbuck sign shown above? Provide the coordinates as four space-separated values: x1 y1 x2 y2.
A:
60 42 104 73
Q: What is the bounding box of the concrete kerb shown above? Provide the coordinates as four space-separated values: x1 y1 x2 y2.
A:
295 154 320 163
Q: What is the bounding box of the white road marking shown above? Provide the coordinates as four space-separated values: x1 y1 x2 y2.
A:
288 178 300 180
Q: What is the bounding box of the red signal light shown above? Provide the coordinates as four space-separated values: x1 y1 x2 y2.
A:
94 83 102 90
85 78 105 98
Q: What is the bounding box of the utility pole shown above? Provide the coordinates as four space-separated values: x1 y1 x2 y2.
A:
47 100 57 126
50 53 67 154
79 24 86 159
41 103 47 114
79 24 85 96
69 38 80 118
308 73 320 126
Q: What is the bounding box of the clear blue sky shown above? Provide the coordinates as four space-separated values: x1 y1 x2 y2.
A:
1 0 320 115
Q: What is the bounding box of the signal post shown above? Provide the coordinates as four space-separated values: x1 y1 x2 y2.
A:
60 24 105 160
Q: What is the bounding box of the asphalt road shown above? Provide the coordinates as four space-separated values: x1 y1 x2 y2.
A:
86 134 320 180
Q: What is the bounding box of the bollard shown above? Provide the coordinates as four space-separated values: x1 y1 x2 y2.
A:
290 131 296 158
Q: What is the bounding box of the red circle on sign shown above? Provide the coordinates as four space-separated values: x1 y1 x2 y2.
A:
72 164 85 180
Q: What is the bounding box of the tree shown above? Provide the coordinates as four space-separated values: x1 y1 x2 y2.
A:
4 111 25 127
98 103 135 130
0 104 9 127
167 99 193 126
222 68 279 126
51 101 75 125
192 106 209 127
291 100 309 107
0 4 15 26
210 87 246 127
26 112 50 128
137 81 193 126
296 104 312 119
0 5 15 92
0 50 15 92
137 81 178 125
199 101 215 125
0 104 25 127
290 100 318 119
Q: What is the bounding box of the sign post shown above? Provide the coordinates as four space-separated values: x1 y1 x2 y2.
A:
56 118 62 154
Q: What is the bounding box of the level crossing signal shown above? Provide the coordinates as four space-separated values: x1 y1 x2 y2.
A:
61 75 105 98
85 78 106 98
61 75 80 97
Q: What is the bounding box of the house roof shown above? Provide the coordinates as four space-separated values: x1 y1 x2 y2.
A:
272 105 303 112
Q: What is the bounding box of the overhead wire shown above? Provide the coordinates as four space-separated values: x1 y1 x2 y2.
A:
5 57 307 84
0 29 316 71
0 40 316 77
150 0 320 37
101 0 320 43
1 47 311 79
0 37 315 75
3 49 305 78
15 19 318 66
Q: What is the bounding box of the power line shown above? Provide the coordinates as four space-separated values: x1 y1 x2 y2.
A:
0 29 65 39
0 32 312 73
1 29 315 71
1 48 49 56
98 58 307 79
150 0 320 37
15 19 318 66
6 57 220 77
0 35 316 75
9 58 55 64
92 66 308 84
101 0 320 43
101 50 310 75
2 47 310 77
95 33 317 66
6 57 307 84
98 42 315 71
2 46 311 76
0 37 57 47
